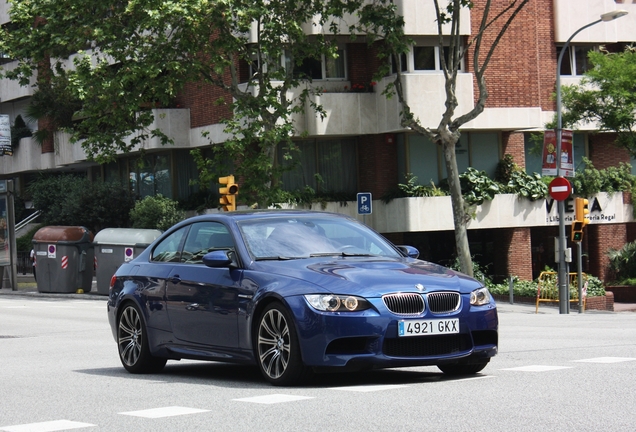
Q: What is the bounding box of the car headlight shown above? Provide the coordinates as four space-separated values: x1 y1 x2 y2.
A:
470 287 492 306
304 294 371 312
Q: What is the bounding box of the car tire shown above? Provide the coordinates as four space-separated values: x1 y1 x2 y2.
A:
255 302 310 386
437 359 489 376
117 303 167 374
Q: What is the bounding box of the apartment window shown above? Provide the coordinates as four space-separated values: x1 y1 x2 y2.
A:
390 52 408 74
129 153 172 199
291 49 346 80
278 138 357 194
400 133 500 186
413 47 436 70
558 45 595 76
413 45 457 71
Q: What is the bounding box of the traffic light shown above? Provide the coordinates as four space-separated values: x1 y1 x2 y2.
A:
571 197 589 242
219 175 239 211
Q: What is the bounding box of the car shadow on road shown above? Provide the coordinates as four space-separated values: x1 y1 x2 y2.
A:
76 362 489 389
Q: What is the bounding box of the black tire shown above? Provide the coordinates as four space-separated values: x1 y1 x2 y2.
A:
437 359 489 376
255 302 310 386
117 303 167 374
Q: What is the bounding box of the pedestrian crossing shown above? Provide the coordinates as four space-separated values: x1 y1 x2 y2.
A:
1 356 634 431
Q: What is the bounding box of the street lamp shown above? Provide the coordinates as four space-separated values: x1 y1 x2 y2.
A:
555 9 628 314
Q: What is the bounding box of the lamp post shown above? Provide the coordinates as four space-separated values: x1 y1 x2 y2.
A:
555 10 628 314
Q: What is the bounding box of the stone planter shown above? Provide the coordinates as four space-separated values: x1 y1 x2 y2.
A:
492 293 614 312
605 286 636 303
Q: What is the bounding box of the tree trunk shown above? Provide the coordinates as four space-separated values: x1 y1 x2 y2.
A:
441 135 473 277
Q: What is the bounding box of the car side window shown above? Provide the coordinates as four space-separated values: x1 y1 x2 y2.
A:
152 226 188 262
181 222 235 264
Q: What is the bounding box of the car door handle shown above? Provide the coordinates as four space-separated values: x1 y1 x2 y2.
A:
169 275 181 284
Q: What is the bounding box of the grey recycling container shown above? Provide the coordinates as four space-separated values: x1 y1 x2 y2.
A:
93 228 162 295
32 226 95 293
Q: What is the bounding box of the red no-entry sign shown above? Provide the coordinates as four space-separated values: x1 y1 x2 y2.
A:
549 176 572 201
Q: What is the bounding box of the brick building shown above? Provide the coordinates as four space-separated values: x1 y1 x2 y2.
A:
1 0 636 282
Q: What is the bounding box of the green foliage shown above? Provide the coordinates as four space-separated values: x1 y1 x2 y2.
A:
448 256 493 287
10 115 32 148
503 171 548 201
0 0 370 204
586 275 606 297
398 173 448 198
561 47 636 154
130 195 185 231
489 274 605 298
27 175 135 233
570 157 635 197
16 224 43 252
607 240 636 283
459 167 500 205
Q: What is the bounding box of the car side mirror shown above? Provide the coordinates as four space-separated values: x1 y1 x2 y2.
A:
396 245 419 259
202 250 233 268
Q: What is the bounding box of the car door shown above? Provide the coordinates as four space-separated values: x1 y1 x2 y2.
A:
165 221 241 348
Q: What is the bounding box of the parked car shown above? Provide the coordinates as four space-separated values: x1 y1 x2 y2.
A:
107 210 498 385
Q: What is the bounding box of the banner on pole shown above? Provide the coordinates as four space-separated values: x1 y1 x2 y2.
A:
542 129 573 177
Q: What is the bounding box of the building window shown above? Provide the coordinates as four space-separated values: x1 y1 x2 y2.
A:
557 45 596 76
413 45 458 72
390 52 408 74
289 49 347 80
129 153 172 199
413 47 436 70
400 132 499 186
278 138 357 194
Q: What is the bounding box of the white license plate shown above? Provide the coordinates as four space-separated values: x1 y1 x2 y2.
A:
398 318 459 337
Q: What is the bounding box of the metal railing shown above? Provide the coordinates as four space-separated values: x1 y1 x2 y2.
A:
15 210 41 233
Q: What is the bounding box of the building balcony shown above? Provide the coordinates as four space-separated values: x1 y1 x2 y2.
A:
554 0 636 43
0 60 36 102
286 192 633 233
0 108 190 175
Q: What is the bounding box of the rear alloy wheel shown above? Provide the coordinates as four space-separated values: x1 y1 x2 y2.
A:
256 302 309 386
437 360 489 376
117 303 167 374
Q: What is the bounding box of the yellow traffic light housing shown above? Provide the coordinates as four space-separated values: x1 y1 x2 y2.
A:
219 175 239 212
571 197 589 242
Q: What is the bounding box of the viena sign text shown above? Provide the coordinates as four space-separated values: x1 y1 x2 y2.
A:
545 195 619 225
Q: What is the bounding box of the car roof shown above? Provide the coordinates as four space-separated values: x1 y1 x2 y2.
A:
180 209 352 224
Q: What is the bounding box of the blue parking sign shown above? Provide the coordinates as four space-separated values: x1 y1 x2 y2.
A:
357 192 372 215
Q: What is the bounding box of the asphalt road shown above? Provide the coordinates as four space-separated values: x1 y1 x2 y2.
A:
0 291 635 432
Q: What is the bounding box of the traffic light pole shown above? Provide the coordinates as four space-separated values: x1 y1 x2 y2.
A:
555 10 628 314
577 241 583 314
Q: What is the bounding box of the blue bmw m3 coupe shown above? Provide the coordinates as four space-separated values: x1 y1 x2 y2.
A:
107 210 498 385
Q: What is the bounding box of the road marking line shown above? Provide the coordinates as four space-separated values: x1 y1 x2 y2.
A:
233 394 314 404
450 375 497 382
0 420 95 432
500 365 572 372
573 357 636 364
328 384 409 392
119 406 209 418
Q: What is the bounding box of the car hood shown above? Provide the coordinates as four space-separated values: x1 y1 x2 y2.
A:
251 256 483 297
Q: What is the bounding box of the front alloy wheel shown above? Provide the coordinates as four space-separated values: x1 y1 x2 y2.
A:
256 302 309 386
117 303 166 374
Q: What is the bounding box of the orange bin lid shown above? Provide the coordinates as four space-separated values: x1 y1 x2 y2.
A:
33 226 94 243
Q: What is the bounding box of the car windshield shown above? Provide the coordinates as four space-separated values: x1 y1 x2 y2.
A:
237 216 402 260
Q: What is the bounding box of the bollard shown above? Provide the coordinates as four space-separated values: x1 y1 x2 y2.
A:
509 275 514 305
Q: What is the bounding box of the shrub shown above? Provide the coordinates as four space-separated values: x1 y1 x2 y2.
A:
130 195 185 231
607 240 636 283
28 175 134 233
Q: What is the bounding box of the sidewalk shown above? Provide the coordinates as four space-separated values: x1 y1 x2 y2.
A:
0 274 105 301
3 275 636 311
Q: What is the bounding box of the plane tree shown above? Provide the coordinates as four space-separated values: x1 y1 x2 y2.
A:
357 0 530 276
0 0 365 206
